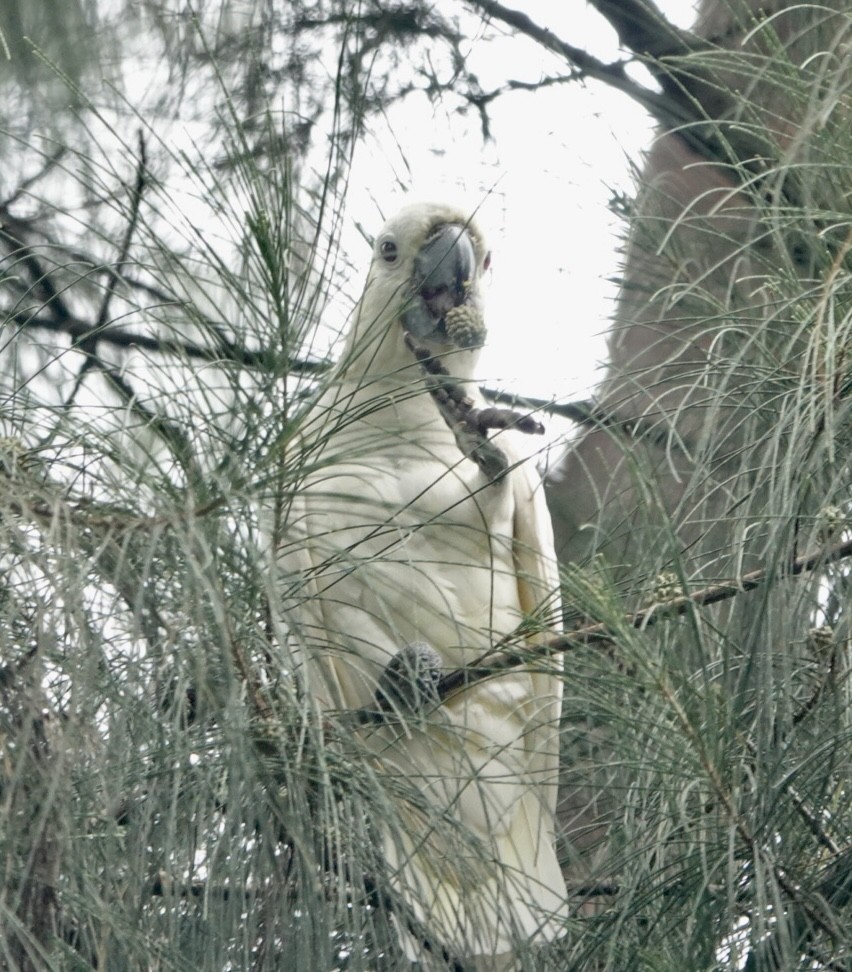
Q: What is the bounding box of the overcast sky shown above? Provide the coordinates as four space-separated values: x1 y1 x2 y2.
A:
339 1 698 412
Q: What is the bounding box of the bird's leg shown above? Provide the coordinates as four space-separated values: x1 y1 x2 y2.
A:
374 641 443 714
404 332 544 482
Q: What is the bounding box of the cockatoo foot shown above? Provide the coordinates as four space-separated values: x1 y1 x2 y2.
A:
375 641 443 713
404 332 543 482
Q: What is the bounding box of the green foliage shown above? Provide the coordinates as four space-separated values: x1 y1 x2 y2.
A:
549 4 852 969
1 2 852 971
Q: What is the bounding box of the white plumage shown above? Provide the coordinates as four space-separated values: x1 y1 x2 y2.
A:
272 202 567 968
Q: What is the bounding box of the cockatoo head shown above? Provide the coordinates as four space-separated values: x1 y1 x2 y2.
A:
341 202 491 377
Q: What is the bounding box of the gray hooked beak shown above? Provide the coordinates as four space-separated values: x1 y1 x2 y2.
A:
402 224 476 342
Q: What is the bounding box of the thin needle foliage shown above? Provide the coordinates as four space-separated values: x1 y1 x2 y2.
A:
547 4 852 970
1 2 852 972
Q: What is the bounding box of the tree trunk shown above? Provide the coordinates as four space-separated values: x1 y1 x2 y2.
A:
546 0 851 903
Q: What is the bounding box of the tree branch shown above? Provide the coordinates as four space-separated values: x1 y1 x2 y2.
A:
66 131 151 409
6 310 328 374
466 0 785 189
480 387 597 425
467 0 681 122
350 535 852 723
587 0 694 60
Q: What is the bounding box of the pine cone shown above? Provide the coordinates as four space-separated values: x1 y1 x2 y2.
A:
445 304 487 349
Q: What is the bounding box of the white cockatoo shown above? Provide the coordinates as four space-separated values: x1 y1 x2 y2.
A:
271 202 567 969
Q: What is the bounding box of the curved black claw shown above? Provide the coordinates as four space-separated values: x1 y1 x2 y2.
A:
375 641 443 714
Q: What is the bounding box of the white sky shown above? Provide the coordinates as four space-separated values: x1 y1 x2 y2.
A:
341 0 699 407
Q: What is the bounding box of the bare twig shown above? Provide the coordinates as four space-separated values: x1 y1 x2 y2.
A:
468 0 678 121
97 133 148 332
466 0 788 198
66 131 150 407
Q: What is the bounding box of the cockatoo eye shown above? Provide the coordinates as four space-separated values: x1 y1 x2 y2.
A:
380 239 398 263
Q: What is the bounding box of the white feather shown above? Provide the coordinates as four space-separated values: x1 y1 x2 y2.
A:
272 202 568 968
